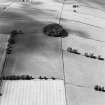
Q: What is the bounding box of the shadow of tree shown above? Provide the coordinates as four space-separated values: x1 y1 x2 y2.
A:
0 6 62 76
0 6 60 53
59 18 91 39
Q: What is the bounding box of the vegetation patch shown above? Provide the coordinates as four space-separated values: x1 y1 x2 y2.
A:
43 23 68 38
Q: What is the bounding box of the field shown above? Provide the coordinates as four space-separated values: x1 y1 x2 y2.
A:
0 0 105 105
0 80 66 105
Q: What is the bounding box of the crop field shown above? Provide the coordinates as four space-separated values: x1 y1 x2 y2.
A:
0 80 66 105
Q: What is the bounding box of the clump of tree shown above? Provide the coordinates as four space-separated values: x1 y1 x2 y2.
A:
43 23 68 38
94 85 105 92
0 75 34 80
38 76 56 80
6 30 23 55
97 55 104 61
67 47 104 61
67 47 81 55
84 53 104 61
10 30 23 38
